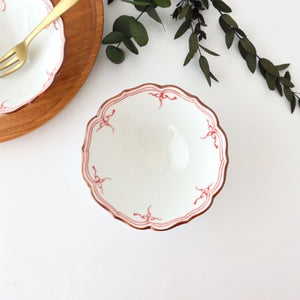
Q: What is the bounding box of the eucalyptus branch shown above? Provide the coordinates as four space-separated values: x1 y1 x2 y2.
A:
209 0 299 113
102 0 170 64
173 0 219 86
105 0 300 114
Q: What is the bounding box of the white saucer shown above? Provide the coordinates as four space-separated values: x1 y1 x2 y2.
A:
82 84 229 230
0 0 65 114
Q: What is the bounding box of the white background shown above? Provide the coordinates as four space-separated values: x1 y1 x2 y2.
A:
1 0 300 299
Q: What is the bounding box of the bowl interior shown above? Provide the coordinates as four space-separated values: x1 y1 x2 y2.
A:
83 85 228 230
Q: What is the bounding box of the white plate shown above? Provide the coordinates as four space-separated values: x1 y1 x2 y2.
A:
0 0 65 114
82 84 229 231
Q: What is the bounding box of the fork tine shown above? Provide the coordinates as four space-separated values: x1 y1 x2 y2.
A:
0 57 19 71
0 62 23 78
0 49 15 64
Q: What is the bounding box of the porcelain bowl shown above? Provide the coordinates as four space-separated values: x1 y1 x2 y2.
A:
82 84 229 230
0 0 65 114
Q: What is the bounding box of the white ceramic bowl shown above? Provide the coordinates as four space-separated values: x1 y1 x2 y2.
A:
0 0 65 114
82 84 229 230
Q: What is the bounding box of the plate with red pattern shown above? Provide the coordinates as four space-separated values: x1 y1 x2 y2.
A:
0 0 65 114
82 84 229 231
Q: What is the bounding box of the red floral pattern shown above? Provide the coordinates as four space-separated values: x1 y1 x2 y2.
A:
201 119 219 149
148 91 177 108
92 166 111 194
194 184 212 205
97 109 116 133
133 206 162 223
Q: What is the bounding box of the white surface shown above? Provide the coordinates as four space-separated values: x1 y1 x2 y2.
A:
82 84 228 230
0 0 64 113
1 0 300 299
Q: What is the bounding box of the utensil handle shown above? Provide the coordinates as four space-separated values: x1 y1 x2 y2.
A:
25 0 80 44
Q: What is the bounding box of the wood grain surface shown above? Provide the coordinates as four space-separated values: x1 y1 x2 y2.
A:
0 0 104 142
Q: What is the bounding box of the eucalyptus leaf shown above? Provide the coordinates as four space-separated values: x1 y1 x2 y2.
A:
122 0 150 5
266 73 276 90
106 46 125 64
221 14 238 29
123 37 139 54
279 77 294 88
189 33 198 54
240 37 256 56
179 5 190 19
246 54 256 73
147 6 163 24
184 51 194 66
202 0 209 9
199 45 220 56
284 87 296 113
102 31 124 44
174 21 190 39
276 63 290 71
210 71 219 82
154 0 171 8
260 58 279 77
199 56 210 77
225 30 234 49
212 0 232 13
113 15 135 38
129 19 149 46
275 79 283 97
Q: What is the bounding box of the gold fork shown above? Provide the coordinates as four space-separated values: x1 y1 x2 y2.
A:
0 0 80 78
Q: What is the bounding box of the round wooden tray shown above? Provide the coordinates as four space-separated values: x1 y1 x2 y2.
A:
0 0 104 142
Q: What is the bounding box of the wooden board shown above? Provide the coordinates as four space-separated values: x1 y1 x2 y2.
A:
0 0 104 142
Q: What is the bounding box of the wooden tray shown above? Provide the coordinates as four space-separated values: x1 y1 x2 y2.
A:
0 0 104 142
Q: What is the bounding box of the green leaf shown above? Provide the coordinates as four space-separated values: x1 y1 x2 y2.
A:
258 60 266 78
284 71 291 80
122 0 150 5
199 56 211 86
279 77 294 88
210 71 219 82
219 16 229 32
147 6 163 24
260 58 279 77
284 86 295 102
246 54 257 73
221 14 238 29
212 0 232 13
123 37 139 54
240 37 256 56
102 31 124 44
235 28 246 38
199 56 210 77
275 79 283 97
189 33 198 54
276 63 290 71
113 15 135 38
106 46 125 64
174 21 190 39
238 41 247 60
154 0 171 8
202 0 209 9
225 30 234 49
179 5 190 19
199 45 220 56
265 73 276 90
183 52 194 66
284 87 296 113
129 20 148 46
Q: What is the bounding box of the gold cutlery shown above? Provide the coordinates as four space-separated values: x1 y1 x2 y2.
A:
0 0 80 78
